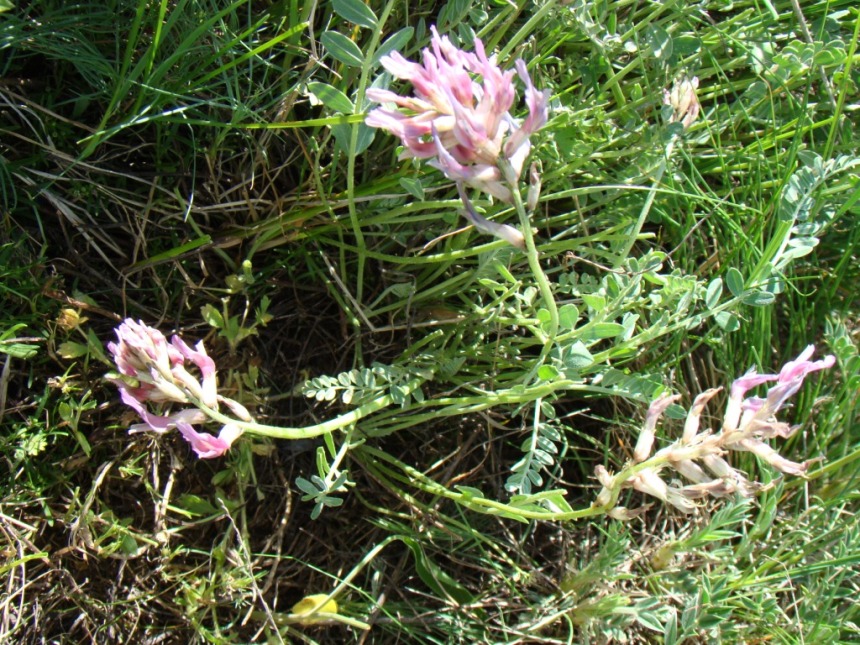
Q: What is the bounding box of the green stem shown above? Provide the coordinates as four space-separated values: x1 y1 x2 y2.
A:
324 425 359 488
503 163 559 370
360 380 650 437
359 439 684 522
360 444 603 521
193 377 425 440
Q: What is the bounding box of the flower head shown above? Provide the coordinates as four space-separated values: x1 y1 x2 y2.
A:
108 319 219 408
595 345 835 515
663 76 700 130
366 27 550 244
108 319 185 403
109 318 244 459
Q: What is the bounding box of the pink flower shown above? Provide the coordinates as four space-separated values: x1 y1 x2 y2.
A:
171 335 218 408
176 422 242 459
108 319 185 403
118 387 206 434
109 318 241 459
631 469 696 513
366 27 550 207
761 346 836 415
634 393 680 462
724 345 836 430
456 183 525 249
724 372 776 430
108 319 219 410
736 438 810 476
503 61 550 162
682 388 721 443
599 344 835 516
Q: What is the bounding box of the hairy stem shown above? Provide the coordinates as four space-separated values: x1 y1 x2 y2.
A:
192 377 425 440
503 163 559 371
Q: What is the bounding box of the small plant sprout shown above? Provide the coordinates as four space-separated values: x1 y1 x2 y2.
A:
366 26 550 248
595 345 836 517
613 74 703 266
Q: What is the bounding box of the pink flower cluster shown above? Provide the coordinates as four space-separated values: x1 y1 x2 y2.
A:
596 345 836 516
366 27 550 203
109 319 246 458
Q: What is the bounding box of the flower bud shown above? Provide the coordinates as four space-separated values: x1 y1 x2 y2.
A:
663 76 700 130
526 163 541 213
634 393 680 462
221 396 254 422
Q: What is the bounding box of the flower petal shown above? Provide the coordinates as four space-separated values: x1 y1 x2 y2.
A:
634 393 680 462
176 422 241 459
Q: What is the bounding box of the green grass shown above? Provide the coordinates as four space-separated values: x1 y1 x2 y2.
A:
1 0 858 642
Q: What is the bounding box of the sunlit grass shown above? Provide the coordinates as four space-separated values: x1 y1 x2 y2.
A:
0 0 857 642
